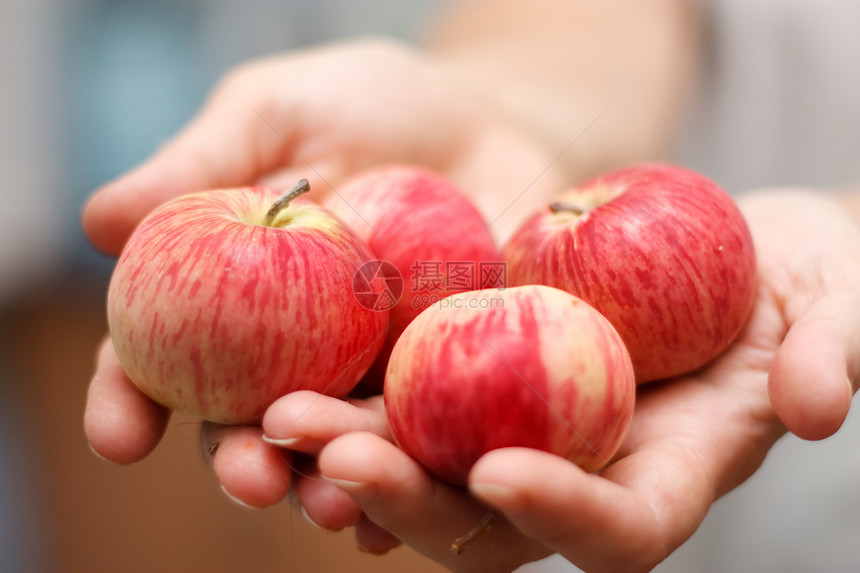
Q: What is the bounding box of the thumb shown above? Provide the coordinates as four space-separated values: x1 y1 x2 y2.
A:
82 67 301 255
469 448 668 573
768 295 858 440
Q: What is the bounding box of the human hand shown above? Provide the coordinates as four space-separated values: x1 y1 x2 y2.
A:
83 38 566 494
257 189 860 572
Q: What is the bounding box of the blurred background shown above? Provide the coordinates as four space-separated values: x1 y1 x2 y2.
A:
1 1 859 572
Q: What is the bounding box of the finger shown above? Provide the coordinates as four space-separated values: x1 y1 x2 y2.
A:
469 447 696 573
201 423 292 509
318 432 550 571
261 391 389 455
768 296 857 440
354 513 403 555
82 64 309 255
84 337 170 464
291 456 363 531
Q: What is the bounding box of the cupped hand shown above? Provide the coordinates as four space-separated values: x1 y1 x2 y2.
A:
83 37 564 475
312 278 788 573
261 189 860 572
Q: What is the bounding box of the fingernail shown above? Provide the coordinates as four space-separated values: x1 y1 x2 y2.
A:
469 482 517 506
322 476 378 501
261 434 301 448
299 504 323 529
88 443 112 463
357 542 391 556
220 485 257 510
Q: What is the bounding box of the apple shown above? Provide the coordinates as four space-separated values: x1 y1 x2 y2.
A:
325 165 502 388
107 180 388 425
384 285 636 486
502 163 757 383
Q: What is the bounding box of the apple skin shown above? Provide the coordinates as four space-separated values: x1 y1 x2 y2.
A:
107 185 388 425
502 163 757 383
384 285 636 486
325 165 501 388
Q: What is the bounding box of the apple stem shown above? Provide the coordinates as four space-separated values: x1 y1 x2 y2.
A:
548 201 585 216
263 179 311 226
450 509 497 555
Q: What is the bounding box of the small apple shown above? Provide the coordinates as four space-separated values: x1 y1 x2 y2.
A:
503 163 757 382
325 165 502 388
384 285 635 486
107 180 388 425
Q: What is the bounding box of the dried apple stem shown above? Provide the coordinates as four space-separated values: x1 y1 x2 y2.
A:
548 201 585 215
451 509 497 555
263 179 311 226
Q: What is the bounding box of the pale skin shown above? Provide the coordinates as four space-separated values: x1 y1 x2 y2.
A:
83 1 860 571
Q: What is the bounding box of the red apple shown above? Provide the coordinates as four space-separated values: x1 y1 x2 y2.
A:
503 163 757 382
384 285 635 486
107 181 388 425
325 165 502 388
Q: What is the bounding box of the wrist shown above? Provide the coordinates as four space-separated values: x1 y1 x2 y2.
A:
429 50 612 186
424 0 701 184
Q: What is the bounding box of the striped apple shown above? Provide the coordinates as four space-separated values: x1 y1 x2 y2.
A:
107 181 388 425
384 285 635 486
503 164 757 383
325 165 502 390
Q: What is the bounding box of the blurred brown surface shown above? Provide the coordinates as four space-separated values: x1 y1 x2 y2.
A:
3 277 446 573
